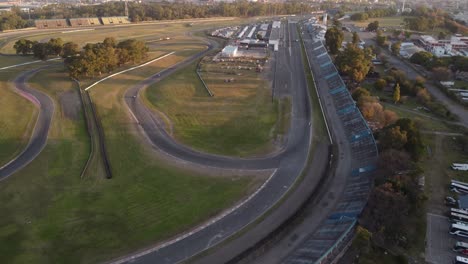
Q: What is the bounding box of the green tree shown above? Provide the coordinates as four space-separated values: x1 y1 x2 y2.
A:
376 30 387 47
410 51 433 67
335 44 373 83
352 226 372 254
438 31 446 40
62 42 80 58
47 38 64 56
13 39 35 55
352 32 360 45
325 27 344 55
352 87 370 101
32 42 48 60
380 126 407 150
391 41 401 56
367 20 379 31
393 83 401 103
374 78 387 90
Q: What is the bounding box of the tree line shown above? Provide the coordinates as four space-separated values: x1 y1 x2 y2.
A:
1 1 316 31
14 37 148 79
350 7 396 21
404 6 468 34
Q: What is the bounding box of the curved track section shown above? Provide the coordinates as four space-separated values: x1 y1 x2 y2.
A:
0 67 54 181
125 41 295 170
115 22 313 264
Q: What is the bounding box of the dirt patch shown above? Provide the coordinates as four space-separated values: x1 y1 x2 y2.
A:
59 89 81 120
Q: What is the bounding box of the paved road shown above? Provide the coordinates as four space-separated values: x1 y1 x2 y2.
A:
113 21 315 264
359 32 468 128
0 67 54 180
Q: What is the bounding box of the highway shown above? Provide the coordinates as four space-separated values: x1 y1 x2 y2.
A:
0 67 54 180
113 21 315 264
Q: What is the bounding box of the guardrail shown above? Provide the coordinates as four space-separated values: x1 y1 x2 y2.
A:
196 61 214 97
284 23 378 264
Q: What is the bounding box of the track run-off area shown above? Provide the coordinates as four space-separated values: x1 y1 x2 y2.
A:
0 18 341 264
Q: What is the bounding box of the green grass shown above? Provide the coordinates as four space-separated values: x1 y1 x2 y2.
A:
350 16 408 29
145 57 280 157
0 18 245 55
0 45 261 263
0 68 38 167
0 55 35 68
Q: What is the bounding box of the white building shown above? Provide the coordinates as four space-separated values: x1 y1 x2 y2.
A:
272 21 281 29
221 45 238 57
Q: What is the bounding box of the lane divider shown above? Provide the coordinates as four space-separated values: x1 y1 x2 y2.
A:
84 52 175 91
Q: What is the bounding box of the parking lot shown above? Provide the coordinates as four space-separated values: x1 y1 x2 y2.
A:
426 213 457 264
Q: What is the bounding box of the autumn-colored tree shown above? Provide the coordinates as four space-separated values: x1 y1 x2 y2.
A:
374 78 387 90
417 88 431 104
335 44 373 83
391 41 401 55
380 126 408 150
352 32 360 45
393 83 401 103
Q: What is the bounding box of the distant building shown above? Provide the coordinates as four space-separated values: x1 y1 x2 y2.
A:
272 21 281 29
221 45 238 57
399 42 425 58
419 35 468 57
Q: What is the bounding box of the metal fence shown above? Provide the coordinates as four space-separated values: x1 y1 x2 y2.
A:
283 24 378 264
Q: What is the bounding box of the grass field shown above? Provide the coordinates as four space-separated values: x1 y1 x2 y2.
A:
0 55 36 68
0 18 244 55
0 51 261 263
349 16 407 29
0 68 37 167
144 54 281 157
0 20 276 263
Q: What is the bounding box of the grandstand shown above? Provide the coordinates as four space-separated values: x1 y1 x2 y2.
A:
283 25 378 264
35 17 130 29
35 19 68 29
69 18 101 27
100 16 130 25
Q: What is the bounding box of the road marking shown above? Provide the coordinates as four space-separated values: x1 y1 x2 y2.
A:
111 168 278 264
84 52 175 91
427 213 448 219
0 57 61 71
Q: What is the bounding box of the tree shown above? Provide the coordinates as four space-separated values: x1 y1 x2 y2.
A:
367 20 379 32
438 31 446 40
393 83 401 103
325 27 344 55
410 51 433 67
62 42 80 58
335 44 373 83
391 41 401 56
380 126 407 150
360 183 410 242
378 149 412 177
32 42 48 60
432 67 452 81
417 88 431 104
47 38 64 56
394 118 424 160
376 30 387 47
13 39 35 55
352 226 372 254
374 78 387 90
352 32 360 45
352 87 370 101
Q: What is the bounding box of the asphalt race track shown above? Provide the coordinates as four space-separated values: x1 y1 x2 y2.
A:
114 21 315 264
0 20 319 264
0 67 54 181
